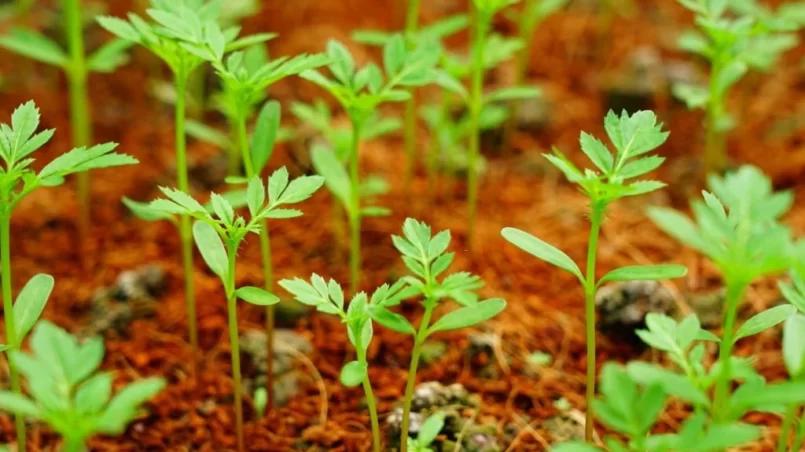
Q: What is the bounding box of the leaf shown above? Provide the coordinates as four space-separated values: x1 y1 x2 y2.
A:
485 86 541 104
369 306 415 335
192 221 228 279
278 175 325 204
647 207 708 254
97 16 142 43
235 286 280 306
210 193 234 224
13 274 54 343
186 120 231 149
0 28 68 67
87 39 133 73
735 304 796 340
579 132 613 173
267 167 290 204
246 177 266 216
783 314 805 378
417 412 445 445
714 60 747 97
428 298 506 334
251 101 280 173
672 83 710 110
626 361 709 406
0 392 40 417
38 142 138 179
339 361 367 387
75 372 113 414
123 197 175 222
97 377 165 434
501 227 583 282
311 145 351 210
383 34 406 75
279 277 326 306
599 265 687 284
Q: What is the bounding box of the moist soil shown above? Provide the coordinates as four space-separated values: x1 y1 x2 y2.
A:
2 0 805 450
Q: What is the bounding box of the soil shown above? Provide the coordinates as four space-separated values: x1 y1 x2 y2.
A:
2 0 805 451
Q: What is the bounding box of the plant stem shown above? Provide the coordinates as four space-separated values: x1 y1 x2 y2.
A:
64 0 92 256
225 243 245 452
0 214 24 452
467 11 487 251
234 112 276 411
427 90 449 205
713 281 747 421
175 71 198 381
502 1 536 154
704 61 727 176
356 347 381 452
791 409 805 452
399 303 434 452
778 404 797 452
348 120 363 294
583 204 605 443
403 0 422 195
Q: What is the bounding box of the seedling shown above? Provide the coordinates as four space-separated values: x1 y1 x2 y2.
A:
0 321 165 452
353 14 469 192
280 276 413 452
501 110 686 442
366 219 506 452
648 165 794 422
406 412 445 452
0 100 136 450
0 1 133 249
672 0 799 175
147 169 323 452
97 0 271 377
502 0 567 151
436 0 540 246
301 36 440 293
780 262 805 451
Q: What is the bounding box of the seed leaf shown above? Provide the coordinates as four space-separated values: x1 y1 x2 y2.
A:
192 221 228 279
13 274 54 344
783 314 805 378
339 360 367 387
599 265 687 284
369 306 415 335
428 298 506 334
501 227 583 282
235 286 280 306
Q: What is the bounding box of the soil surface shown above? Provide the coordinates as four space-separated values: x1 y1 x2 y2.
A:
1 0 805 450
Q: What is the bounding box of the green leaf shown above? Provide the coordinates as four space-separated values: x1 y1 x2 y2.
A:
339 360 367 387
0 28 68 67
647 207 708 254
210 193 234 224
551 443 603 452
279 277 327 307
13 274 54 343
579 132 613 173
784 314 805 378
277 175 325 204
735 304 796 340
97 377 165 434
123 197 175 222
383 34 406 75
267 167 290 204
626 361 709 406
485 86 541 104
311 145 351 210
599 265 687 284
186 120 231 149
251 101 280 173
369 306 415 335
235 286 280 306
428 298 506 334
501 227 583 282
0 392 40 417
714 60 747 97
97 16 142 43
192 221 228 279
246 177 266 216
417 412 445 445
75 372 113 414
672 83 710 110
38 142 138 179
87 39 133 73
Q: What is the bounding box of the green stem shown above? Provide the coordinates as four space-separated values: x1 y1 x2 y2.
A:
357 347 381 452
1 214 24 452
175 71 198 380
704 61 727 176
467 13 487 250
399 303 434 452
792 410 805 452
403 0 422 195
427 90 449 205
64 0 92 254
583 205 605 443
234 111 276 412
713 281 747 421
225 243 245 452
348 120 363 294
503 1 536 153
778 404 797 452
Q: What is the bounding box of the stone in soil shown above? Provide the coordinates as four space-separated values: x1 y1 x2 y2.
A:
596 280 676 335
239 328 313 407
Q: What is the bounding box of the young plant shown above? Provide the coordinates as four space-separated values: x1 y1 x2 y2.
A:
406 412 445 452
97 0 269 377
300 36 440 293
0 1 133 249
353 14 469 192
501 110 686 442
0 101 136 451
672 0 799 175
439 0 540 246
366 218 506 452
147 169 323 452
780 261 805 451
502 0 567 151
0 321 165 452
279 276 413 452
648 165 795 422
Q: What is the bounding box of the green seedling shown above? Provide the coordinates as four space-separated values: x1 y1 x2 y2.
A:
502 110 686 442
354 14 469 193
147 169 323 452
0 100 136 451
406 412 445 452
648 165 794 422
436 0 540 246
0 321 165 452
367 219 506 452
672 0 799 175
0 1 133 249
98 0 272 378
280 276 413 452
502 0 567 151
301 36 440 293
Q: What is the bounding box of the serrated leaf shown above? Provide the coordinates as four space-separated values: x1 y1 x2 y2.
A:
278 175 325 204
579 132 613 173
